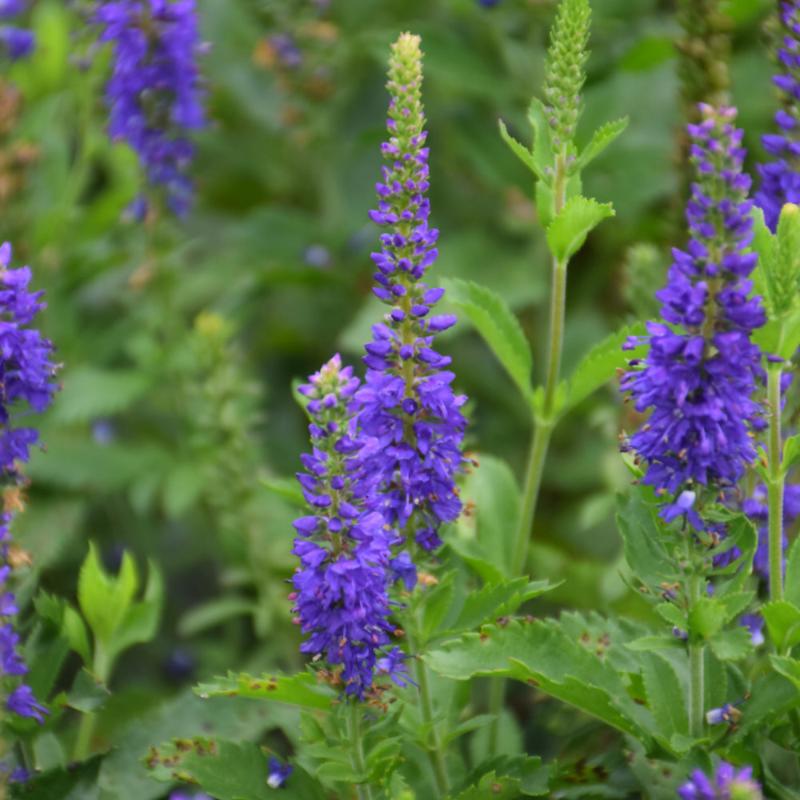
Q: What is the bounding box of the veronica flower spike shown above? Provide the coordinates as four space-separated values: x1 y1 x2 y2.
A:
93 0 206 217
622 104 765 526
0 0 34 61
291 355 407 698
755 0 800 231
0 243 58 724
357 32 467 556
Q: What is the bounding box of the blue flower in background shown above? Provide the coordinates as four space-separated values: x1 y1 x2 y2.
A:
755 1 800 231
678 762 762 799
0 0 33 61
93 0 206 216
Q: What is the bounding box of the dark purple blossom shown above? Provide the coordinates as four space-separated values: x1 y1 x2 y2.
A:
755 1 800 231
622 105 764 526
291 355 409 698
678 762 762 800
267 757 293 789
356 33 467 553
93 0 206 216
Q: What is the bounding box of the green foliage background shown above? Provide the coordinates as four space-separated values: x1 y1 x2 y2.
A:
0 0 784 791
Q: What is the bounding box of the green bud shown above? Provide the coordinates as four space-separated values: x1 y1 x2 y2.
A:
543 0 591 151
387 32 425 147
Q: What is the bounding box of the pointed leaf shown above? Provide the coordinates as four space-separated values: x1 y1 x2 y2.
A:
195 671 335 711
641 653 688 741
498 119 545 182
546 197 614 263
572 117 629 173
561 322 646 415
443 279 533 404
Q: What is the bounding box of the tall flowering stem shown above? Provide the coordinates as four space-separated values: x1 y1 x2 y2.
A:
359 33 466 556
359 32 466 795
93 0 206 217
291 355 407 700
0 243 59 733
755 0 800 232
621 105 764 737
767 366 785 600
510 0 590 576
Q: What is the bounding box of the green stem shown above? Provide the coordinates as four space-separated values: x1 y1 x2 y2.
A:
688 573 705 738
414 652 450 796
347 703 374 800
73 645 111 762
485 676 506 756
767 366 785 602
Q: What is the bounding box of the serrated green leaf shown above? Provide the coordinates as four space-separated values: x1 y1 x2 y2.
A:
770 655 800 691
655 603 685 629
762 600 800 652
561 322 646 415
625 635 684 652
572 117 629 173
498 119 545 182
688 597 726 640
195 671 335 710
616 488 676 590
708 628 753 662
421 573 456 641
527 97 554 184
641 653 688 742
443 279 533 404
546 197 614 263
426 617 653 741
148 739 325 800
453 755 550 799
452 454 521 577
449 578 555 634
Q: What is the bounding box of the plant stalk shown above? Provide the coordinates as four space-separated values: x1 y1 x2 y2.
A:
767 366 785 602
347 702 374 800
414 652 450 796
688 573 705 738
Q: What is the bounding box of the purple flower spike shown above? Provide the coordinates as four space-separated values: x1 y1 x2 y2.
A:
622 105 765 526
292 355 409 698
357 33 467 553
678 762 762 799
93 0 206 216
755 1 800 231
0 244 59 722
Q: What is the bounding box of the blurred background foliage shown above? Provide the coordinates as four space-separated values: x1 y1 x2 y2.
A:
0 0 782 785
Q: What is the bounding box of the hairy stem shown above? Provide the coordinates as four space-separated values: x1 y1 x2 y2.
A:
415 652 450 796
347 703 374 800
688 573 705 738
768 366 785 602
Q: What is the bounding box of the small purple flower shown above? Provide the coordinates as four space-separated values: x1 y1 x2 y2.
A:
268 33 302 70
622 106 764 525
169 791 212 800
740 613 764 647
755 1 800 231
705 702 741 726
7 684 47 723
357 33 467 554
267 757 293 789
93 0 206 216
678 762 762 799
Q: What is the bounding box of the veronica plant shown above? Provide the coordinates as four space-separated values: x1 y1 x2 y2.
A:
92 0 206 217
